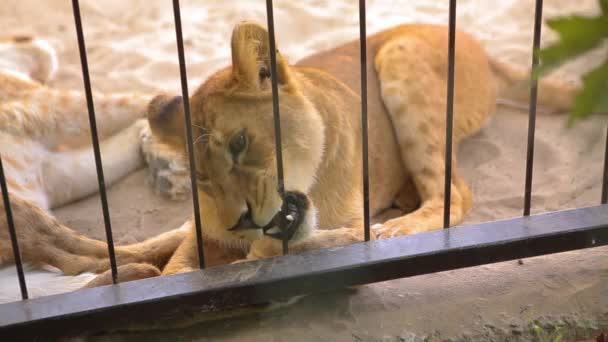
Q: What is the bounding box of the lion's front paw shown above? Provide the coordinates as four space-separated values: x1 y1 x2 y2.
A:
139 122 191 200
246 236 283 260
371 217 420 239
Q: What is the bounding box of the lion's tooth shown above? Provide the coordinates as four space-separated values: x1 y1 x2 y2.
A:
285 214 294 221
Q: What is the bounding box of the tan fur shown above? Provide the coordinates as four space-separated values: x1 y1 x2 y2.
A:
0 36 188 291
150 22 577 272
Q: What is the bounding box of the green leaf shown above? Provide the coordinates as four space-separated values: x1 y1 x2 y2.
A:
534 15 608 79
533 323 549 342
568 57 608 125
553 325 565 342
602 0 608 14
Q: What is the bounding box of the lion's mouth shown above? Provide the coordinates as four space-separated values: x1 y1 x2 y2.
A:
228 192 307 241
227 208 279 232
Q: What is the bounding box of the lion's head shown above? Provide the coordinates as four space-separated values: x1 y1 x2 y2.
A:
147 22 325 249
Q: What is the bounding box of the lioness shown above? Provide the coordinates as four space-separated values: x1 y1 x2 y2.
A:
149 21 576 275
0 36 189 302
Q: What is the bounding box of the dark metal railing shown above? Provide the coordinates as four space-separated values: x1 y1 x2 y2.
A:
359 0 371 241
2 205 607 338
443 0 457 228
264 0 289 254
523 0 544 216
602 125 608 204
72 0 119 283
1 0 608 337
172 0 206 268
0 157 27 300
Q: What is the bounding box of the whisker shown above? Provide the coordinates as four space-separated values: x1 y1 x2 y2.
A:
193 133 211 145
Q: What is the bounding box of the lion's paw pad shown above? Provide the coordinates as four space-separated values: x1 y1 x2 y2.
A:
140 125 191 200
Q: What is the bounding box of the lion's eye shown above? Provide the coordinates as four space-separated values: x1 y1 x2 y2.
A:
229 130 248 157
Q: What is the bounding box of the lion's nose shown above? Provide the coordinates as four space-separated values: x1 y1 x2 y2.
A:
228 202 262 231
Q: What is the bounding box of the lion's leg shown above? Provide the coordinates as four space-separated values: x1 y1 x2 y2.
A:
0 90 152 149
83 263 161 288
42 119 149 208
162 226 199 276
36 217 188 273
1 193 185 274
0 199 117 275
1 36 152 147
118 222 190 270
371 37 472 238
373 156 470 238
161 218 249 274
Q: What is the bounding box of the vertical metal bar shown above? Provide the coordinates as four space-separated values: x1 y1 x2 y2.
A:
523 0 544 216
265 0 288 254
359 0 371 241
443 0 457 229
602 125 608 204
0 156 28 300
71 0 118 283
172 0 205 268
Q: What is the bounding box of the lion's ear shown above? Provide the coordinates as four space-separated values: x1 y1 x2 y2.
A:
230 21 291 89
147 94 186 151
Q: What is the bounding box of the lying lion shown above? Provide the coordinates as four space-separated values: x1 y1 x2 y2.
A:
149 21 576 274
0 21 575 301
0 36 189 302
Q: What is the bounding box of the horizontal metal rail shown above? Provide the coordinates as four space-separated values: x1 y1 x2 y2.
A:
1 205 607 339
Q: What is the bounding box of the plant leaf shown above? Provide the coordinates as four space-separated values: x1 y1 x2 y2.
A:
533 323 548 341
568 57 608 125
602 0 608 14
534 15 608 78
554 325 565 342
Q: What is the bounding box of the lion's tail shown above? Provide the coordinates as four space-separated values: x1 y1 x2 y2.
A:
489 57 578 113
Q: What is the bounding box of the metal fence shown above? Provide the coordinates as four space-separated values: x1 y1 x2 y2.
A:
1 0 608 338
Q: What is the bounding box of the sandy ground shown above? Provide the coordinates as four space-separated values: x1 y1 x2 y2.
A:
2 0 608 340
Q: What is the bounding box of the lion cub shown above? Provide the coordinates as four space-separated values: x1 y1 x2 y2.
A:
148 21 576 273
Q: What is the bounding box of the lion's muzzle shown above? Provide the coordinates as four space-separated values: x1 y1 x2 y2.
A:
228 191 310 242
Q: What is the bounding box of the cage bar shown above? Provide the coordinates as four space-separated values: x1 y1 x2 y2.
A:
0 156 28 300
359 0 371 241
71 0 118 283
602 126 608 204
265 0 288 254
523 0 544 216
171 0 206 269
443 0 457 229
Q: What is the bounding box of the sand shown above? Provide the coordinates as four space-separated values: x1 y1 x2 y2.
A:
2 0 608 340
